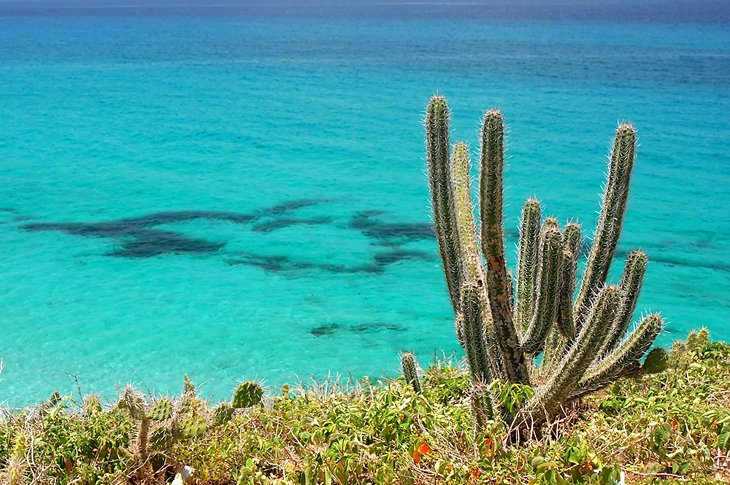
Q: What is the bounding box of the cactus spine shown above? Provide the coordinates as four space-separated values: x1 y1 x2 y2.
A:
424 96 664 423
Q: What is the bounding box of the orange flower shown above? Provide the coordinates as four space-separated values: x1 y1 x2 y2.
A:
412 450 421 463
670 418 678 431
471 468 481 479
418 442 432 455
483 437 495 458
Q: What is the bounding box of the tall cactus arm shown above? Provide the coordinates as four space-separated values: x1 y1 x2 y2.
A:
479 109 529 384
558 222 581 337
479 109 510 296
460 281 496 384
575 124 637 323
521 227 564 354
426 96 461 311
555 248 577 339
515 199 542 333
522 285 620 420
562 222 582 258
451 142 483 282
602 250 648 354
605 125 638 262
540 222 583 375
451 142 500 370
572 313 663 400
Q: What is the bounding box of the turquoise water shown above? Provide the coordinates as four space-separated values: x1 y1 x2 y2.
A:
1 2 729 405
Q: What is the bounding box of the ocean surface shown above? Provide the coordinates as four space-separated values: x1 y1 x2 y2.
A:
1 1 728 405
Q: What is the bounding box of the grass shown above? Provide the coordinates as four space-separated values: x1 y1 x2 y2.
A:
0 330 728 484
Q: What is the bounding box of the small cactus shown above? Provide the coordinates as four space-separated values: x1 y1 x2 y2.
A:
232 382 264 409
118 385 147 420
48 391 62 407
183 374 196 395
641 348 669 374
83 394 102 416
400 352 422 393
213 402 235 426
150 399 173 421
4 431 28 485
179 416 207 438
149 427 174 451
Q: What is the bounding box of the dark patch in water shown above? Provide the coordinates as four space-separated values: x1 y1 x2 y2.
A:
22 199 328 258
12 215 37 222
264 199 329 216
309 322 403 337
252 216 332 233
350 322 404 332
109 230 225 258
613 247 730 273
373 248 431 266
310 324 340 337
349 211 434 243
227 254 379 274
228 246 433 275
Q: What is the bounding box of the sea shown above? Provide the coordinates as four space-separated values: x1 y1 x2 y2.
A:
1 1 728 405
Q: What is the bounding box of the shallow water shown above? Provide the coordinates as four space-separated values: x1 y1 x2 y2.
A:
1 2 729 405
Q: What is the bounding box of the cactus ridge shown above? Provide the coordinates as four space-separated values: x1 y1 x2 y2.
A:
423 96 664 424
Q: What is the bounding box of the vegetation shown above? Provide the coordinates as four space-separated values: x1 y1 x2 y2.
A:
1 98 726 483
424 96 664 424
0 330 728 484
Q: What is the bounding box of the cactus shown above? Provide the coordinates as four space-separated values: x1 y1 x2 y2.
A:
183 374 196 395
118 386 151 463
641 347 669 374
150 398 173 421
117 381 210 468
470 384 495 431
400 352 422 393
232 381 264 409
179 416 207 438
83 394 102 416
3 431 28 485
213 402 235 426
424 96 665 423
113 378 266 472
